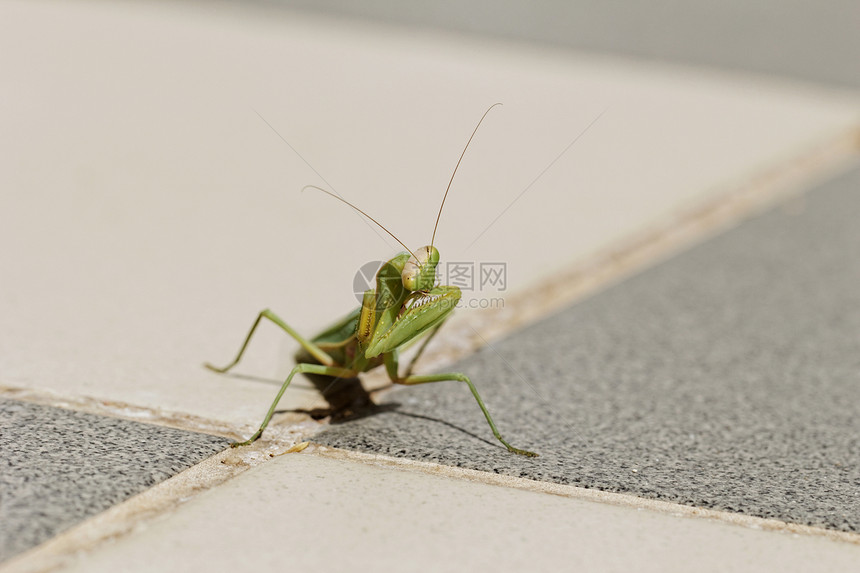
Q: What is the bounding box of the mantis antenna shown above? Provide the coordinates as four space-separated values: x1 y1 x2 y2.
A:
430 102 502 249
302 185 418 260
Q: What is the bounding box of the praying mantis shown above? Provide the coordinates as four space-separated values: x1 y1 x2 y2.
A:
205 104 537 456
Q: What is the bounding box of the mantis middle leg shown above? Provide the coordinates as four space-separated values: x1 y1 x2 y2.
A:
232 363 357 446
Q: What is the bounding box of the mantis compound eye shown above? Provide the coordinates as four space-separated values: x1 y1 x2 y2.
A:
402 245 440 292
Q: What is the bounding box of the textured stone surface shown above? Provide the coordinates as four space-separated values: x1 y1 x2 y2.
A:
0 400 228 562
316 166 860 532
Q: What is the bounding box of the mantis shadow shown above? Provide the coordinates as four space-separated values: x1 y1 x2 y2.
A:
384 409 498 448
280 374 495 448
221 371 497 447
223 371 391 422
301 399 497 450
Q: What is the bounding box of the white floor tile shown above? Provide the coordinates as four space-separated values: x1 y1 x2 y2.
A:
56 453 860 573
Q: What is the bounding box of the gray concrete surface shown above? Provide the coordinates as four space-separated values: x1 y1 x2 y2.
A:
262 0 860 88
0 400 228 562
316 165 860 532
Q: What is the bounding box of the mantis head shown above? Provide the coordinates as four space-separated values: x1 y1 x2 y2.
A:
303 103 500 296
401 245 440 292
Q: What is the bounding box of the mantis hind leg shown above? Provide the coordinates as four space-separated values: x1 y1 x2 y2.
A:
391 364 538 457
232 363 357 446
205 309 335 374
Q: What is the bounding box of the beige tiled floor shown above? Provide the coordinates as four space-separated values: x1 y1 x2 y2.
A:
54 453 860 573
2 1 859 570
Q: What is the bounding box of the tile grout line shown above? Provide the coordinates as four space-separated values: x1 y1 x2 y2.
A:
0 386 243 442
2 126 859 572
311 445 860 546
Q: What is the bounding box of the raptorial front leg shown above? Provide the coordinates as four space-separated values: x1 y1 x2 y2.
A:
205 308 335 374
232 363 357 447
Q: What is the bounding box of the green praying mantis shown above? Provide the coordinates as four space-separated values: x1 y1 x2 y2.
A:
205 104 537 457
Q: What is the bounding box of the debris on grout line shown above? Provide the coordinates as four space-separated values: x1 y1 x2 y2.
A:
273 441 312 457
217 421 322 466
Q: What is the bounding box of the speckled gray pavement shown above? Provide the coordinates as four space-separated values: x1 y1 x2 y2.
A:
317 166 860 532
0 400 228 562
